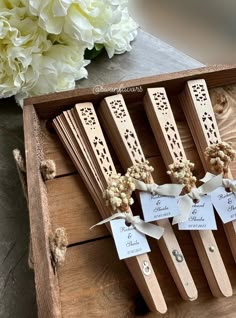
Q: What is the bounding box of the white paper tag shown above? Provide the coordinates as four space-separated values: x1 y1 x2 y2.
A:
140 192 180 222
178 195 217 230
210 186 236 223
110 219 151 260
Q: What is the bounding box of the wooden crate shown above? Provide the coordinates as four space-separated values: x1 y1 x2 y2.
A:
23 65 236 317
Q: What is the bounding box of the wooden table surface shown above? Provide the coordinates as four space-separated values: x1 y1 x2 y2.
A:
0 30 203 317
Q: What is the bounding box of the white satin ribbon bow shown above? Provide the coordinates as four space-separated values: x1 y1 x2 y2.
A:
201 172 236 193
131 178 184 196
173 173 223 225
222 179 236 193
90 210 164 239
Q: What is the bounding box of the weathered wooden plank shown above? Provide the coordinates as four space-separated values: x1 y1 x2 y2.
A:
59 224 236 318
58 238 138 318
47 174 109 245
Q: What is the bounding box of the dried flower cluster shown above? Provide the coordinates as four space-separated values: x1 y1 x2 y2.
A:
204 142 236 175
210 88 228 115
40 159 56 180
50 228 68 266
126 160 154 183
167 160 196 193
103 174 135 212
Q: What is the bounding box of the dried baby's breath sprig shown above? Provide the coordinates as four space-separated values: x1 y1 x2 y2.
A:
167 160 196 193
204 142 236 175
125 160 154 184
103 174 135 212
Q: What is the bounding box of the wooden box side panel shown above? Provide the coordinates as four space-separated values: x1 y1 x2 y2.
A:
42 88 236 317
25 65 236 119
23 66 236 317
23 105 61 318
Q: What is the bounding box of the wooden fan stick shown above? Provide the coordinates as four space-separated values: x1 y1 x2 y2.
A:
54 110 167 314
73 103 168 313
54 104 167 314
99 94 198 301
144 87 232 298
54 115 105 217
181 79 236 263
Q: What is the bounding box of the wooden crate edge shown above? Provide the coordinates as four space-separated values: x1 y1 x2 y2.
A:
23 104 62 318
24 64 236 107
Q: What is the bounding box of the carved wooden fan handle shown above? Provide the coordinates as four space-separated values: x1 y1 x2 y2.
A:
144 88 187 167
75 103 116 183
100 94 198 302
182 80 221 171
144 87 232 298
101 95 145 167
182 79 234 178
181 79 236 263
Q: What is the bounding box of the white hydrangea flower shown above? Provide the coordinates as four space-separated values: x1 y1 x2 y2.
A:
15 41 89 105
26 0 138 54
0 0 138 104
0 3 51 98
103 8 138 58
0 1 88 106
26 0 121 47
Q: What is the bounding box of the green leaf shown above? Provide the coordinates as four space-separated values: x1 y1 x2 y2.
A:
84 44 104 60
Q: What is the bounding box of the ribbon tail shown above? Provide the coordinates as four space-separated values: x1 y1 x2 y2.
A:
90 212 124 229
135 221 164 239
173 195 192 225
131 178 148 191
222 179 236 193
198 173 223 194
200 172 216 183
157 183 184 196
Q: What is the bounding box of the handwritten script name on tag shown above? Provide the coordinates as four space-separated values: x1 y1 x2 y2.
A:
140 192 180 222
110 218 150 260
210 186 236 223
178 195 217 230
